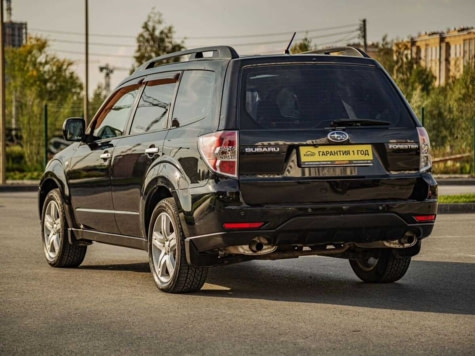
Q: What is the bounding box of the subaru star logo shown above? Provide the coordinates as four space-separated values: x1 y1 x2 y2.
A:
327 131 349 143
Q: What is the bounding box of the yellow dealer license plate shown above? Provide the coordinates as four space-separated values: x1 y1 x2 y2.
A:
299 145 373 167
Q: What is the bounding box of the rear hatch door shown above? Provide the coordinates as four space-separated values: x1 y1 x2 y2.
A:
238 61 421 205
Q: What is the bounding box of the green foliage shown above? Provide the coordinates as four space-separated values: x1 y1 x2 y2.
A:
132 9 185 71
374 36 435 105
416 66 474 173
6 170 42 181
373 36 475 173
392 42 435 103
5 145 42 180
438 193 475 204
90 83 108 118
6 145 25 172
425 64 475 154
5 36 83 170
291 36 314 54
433 153 472 174
374 35 395 74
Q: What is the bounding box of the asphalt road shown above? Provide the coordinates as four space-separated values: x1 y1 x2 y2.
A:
1 192 474 356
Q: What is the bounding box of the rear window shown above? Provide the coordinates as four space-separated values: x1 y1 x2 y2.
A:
240 64 415 129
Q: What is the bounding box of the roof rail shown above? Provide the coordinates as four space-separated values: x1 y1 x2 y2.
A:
304 46 370 58
136 46 239 72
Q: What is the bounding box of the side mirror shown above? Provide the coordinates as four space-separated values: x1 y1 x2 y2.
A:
63 117 86 142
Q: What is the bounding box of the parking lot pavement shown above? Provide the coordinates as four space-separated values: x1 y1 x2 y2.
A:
0 192 474 356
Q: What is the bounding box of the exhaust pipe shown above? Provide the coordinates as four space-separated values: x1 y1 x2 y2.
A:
399 233 417 247
355 231 419 249
249 238 265 252
223 237 277 256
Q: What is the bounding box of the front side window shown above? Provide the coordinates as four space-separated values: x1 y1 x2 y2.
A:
172 70 216 127
241 64 415 129
92 84 141 139
130 73 179 135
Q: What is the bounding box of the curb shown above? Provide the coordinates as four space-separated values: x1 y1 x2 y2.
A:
437 179 475 186
0 184 38 192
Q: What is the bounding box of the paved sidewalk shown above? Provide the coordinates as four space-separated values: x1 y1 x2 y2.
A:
438 185 475 195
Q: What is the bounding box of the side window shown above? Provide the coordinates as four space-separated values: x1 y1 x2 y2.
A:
130 74 179 135
172 70 215 127
92 84 140 140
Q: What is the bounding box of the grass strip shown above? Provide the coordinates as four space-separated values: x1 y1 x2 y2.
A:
439 193 475 204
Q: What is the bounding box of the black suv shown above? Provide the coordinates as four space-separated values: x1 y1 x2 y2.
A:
39 46 437 293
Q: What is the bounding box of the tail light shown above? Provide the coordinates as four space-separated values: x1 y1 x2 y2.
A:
417 127 432 172
199 131 238 178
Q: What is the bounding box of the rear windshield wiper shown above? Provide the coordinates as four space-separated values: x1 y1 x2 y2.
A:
331 119 391 127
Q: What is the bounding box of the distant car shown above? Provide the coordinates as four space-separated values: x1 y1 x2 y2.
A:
39 46 437 293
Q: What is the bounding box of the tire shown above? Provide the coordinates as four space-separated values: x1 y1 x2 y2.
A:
41 189 87 267
349 249 411 283
148 198 208 293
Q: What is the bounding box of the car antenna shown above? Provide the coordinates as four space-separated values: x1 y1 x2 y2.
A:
284 32 296 54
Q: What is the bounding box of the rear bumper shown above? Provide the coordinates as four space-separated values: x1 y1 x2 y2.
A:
184 199 437 266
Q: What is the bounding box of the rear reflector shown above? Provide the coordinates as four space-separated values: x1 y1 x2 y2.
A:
223 222 265 230
413 215 436 222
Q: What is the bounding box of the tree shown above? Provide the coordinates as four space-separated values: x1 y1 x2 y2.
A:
374 35 395 74
392 42 435 101
369 36 474 169
89 83 108 118
5 37 83 170
290 36 314 54
132 9 185 71
424 63 475 154
371 37 435 111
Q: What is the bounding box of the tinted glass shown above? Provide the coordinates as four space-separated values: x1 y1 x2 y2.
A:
241 64 415 129
130 74 179 135
93 85 140 139
172 71 215 127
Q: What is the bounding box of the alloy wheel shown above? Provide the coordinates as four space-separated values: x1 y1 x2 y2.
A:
151 212 177 284
43 200 61 261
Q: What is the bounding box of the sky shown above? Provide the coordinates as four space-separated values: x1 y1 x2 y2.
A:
11 0 475 96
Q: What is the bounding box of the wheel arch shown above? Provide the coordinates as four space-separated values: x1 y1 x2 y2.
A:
38 160 75 228
142 183 173 241
39 176 60 218
141 161 192 241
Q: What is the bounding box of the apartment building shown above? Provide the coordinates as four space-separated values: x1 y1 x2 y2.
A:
3 0 27 48
396 27 475 86
4 21 27 48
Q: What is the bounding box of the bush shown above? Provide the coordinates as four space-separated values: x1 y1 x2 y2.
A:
5 145 43 180
6 145 25 172
433 159 472 175
6 171 42 180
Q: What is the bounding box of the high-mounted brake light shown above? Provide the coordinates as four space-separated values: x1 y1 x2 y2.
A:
417 127 432 172
199 131 238 178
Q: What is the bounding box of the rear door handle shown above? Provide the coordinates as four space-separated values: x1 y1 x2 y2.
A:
145 147 159 155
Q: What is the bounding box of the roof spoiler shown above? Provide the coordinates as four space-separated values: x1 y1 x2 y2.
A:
304 46 370 58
